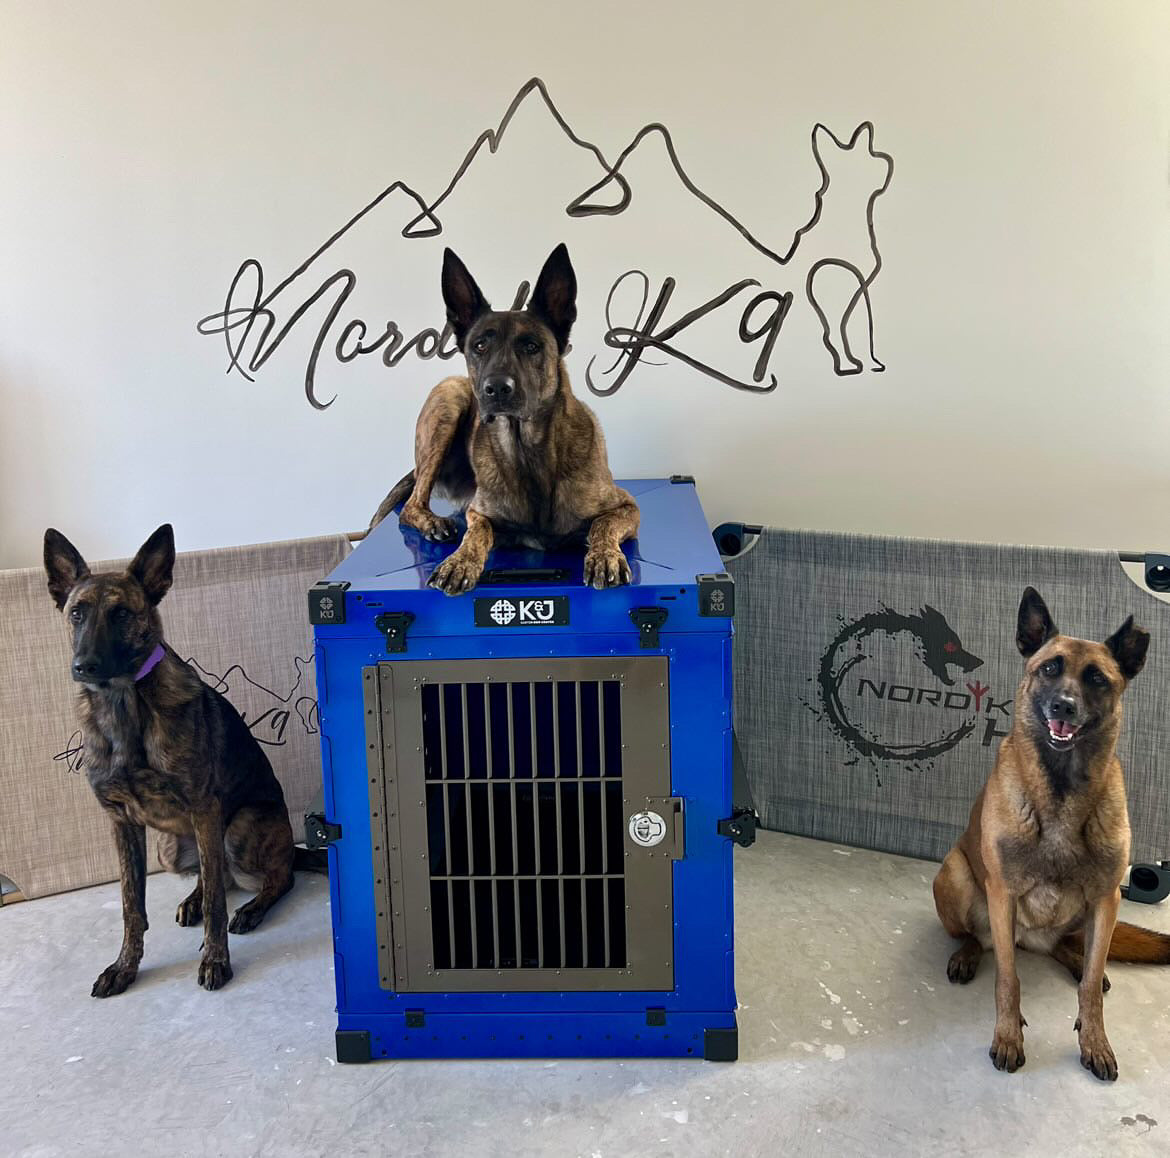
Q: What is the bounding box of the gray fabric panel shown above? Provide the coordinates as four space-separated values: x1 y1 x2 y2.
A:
728 530 1169 863
0 534 351 900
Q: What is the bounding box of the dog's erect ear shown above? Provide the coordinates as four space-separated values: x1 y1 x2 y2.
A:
44 529 91 611
527 243 577 353
1016 586 1057 657
1105 615 1150 681
127 524 176 606
441 248 489 350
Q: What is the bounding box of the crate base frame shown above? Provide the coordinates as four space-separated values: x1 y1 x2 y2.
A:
335 1011 738 1062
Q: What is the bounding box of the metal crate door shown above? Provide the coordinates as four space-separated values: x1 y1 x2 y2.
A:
365 656 677 992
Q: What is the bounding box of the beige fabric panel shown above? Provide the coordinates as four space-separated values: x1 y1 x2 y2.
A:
0 534 350 900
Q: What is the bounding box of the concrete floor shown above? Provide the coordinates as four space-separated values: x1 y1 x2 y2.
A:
2 832 1168 1158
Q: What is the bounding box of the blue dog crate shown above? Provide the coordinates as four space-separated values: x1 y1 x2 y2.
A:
308 477 748 1062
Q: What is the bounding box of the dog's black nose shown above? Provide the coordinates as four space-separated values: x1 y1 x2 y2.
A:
73 658 102 679
1049 695 1078 721
481 375 515 400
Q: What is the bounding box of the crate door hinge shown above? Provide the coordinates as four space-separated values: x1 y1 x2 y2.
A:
304 787 342 848
630 607 668 649
718 732 758 847
304 812 342 848
374 611 415 653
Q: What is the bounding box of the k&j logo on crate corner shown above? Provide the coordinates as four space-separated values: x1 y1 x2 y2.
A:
805 604 1013 782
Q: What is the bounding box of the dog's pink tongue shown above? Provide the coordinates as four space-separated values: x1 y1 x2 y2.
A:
1049 719 1078 738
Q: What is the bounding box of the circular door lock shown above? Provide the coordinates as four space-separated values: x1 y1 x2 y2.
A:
628 810 667 848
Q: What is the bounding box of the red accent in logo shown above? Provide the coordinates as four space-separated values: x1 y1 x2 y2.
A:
966 680 991 712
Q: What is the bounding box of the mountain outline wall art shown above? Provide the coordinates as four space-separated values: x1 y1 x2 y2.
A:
197 78 894 410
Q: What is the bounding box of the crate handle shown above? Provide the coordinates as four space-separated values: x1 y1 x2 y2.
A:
480 567 569 584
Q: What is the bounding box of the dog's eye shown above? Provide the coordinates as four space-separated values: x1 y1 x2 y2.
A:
1084 666 1109 688
113 607 131 622
472 337 490 355
69 606 85 624
1040 659 1062 678
522 339 540 355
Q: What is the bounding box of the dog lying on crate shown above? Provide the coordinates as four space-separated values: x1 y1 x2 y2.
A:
44 523 304 995
934 587 1170 1080
368 243 639 594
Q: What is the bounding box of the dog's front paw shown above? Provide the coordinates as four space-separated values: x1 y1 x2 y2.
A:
1076 1021 1118 1081
91 962 138 998
228 901 266 935
197 955 233 991
989 1027 1026 1072
428 554 483 595
401 505 458 543
175 893 203 927
946 944 981 984
583 546 631 590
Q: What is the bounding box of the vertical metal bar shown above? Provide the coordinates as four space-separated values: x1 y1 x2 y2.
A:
551 683 563 876
461 685 477 967
554 781 565 880
508 684 519 876
438 685 449 871
576 682 586 875
602 875 611 968
437 685 457 965
485 683 496 869
512 877 521 969
535 875 545 969
531 684 540 876
489 832 498 968
598 682 608 874
439 786 453 963
484 685 499 969
558 877 567 968
529 684 544 967
580 877 589 968
447 875 456 970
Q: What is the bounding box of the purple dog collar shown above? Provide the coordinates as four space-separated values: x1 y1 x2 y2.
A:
134 644 166 682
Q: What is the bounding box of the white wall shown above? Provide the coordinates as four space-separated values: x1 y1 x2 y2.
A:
2 0 1168 568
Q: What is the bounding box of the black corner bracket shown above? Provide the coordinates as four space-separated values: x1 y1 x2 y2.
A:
308 580 350 626
703 1024 739 1062
336 1030 371 1064
1122 861 1170 904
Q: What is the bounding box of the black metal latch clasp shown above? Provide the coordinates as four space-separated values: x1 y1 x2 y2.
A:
718 733 758 847
304 812 342 848
374 612 415 653
630 607 668 649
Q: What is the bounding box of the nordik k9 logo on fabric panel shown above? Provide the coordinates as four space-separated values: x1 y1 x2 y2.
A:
805 604 1013 779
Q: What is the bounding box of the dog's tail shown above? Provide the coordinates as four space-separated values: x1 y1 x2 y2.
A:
1104 922 1170 964
157 832 199 874
369 470 416 530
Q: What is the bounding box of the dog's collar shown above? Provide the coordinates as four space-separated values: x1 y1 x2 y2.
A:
134 644 166 682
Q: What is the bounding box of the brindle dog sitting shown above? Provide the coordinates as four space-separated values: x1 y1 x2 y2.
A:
934 587 1170 1080
44 524 297 995
369 243 639 594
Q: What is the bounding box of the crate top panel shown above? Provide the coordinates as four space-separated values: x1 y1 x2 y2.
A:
331 478 723 596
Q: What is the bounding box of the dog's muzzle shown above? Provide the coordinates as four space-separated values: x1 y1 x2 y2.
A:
477 375 524 422
1045 695 1083 745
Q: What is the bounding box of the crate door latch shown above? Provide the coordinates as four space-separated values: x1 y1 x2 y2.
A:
627 797 685 860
